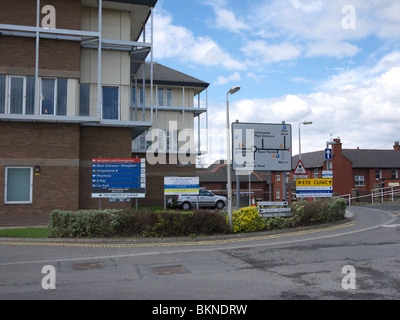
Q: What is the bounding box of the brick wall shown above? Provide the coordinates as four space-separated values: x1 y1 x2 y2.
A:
79 126 134 210
0 122 80 226
0 0 81 77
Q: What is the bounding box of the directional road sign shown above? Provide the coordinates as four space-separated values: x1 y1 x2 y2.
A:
91 158 146 198
325 148 332 160
232 122 292 172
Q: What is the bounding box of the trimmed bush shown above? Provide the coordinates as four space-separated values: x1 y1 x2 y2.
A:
48 209 228 238
230 198 347 233
230 207 265 233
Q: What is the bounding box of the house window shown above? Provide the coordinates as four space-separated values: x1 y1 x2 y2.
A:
392 169 398 179
375 169 382 181
4 167 33 204
41 78 67 116
102 87 119 120
355 176 365 186
0 75 6 113
79 83 90 116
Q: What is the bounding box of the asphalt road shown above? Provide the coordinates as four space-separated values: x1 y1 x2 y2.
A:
0 204 399 301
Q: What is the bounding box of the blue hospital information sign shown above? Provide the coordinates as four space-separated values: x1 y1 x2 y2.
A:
91 158 146 198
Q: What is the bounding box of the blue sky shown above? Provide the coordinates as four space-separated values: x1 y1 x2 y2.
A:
151 0 400 165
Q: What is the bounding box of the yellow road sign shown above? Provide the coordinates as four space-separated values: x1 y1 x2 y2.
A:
296 179 333 187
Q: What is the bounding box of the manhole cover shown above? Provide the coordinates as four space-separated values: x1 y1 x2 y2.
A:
72 262 105 271
151 265 190 276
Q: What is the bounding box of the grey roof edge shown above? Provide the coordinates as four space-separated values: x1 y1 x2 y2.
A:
134 62 210 89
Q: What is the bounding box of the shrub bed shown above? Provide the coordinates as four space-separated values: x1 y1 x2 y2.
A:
48 209 228 238
48 199 347 238
232 198 347 233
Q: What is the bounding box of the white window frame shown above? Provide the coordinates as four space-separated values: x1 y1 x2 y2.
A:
355 175 365 187
8 76 27 115
4 166 33 205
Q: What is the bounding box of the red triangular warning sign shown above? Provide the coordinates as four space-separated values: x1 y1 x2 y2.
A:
294 160 308 175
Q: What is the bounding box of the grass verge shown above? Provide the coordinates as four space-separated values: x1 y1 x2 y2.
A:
0 228 49 238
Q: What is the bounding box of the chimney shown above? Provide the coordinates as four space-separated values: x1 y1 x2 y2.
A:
333 138 342 156
394 141 400 151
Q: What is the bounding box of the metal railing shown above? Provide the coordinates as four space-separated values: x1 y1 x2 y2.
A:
335 185 400 206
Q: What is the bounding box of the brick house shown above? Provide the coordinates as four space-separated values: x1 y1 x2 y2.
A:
273 138 400 201
0 0 157 226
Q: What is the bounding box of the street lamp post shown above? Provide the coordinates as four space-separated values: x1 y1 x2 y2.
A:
298 121 313 160
226 86 240 233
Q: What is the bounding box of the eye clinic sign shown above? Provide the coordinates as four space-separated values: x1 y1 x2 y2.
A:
296 179 333 198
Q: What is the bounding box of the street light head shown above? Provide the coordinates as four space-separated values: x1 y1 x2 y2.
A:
228 86 241 95
303 121 313 125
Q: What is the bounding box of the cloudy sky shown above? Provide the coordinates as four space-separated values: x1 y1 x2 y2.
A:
151 0 400 166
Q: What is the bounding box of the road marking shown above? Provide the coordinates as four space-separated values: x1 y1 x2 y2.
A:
0 221 355 249
382 224 400 228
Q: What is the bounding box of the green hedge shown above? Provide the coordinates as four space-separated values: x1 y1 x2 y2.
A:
232 198 347 233
48 209 228 238
48 198 347 238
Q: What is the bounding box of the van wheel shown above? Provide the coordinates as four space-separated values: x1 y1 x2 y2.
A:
181 202 191 211
215 201 225 210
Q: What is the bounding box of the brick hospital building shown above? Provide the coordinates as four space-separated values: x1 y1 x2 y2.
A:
0 0 159 226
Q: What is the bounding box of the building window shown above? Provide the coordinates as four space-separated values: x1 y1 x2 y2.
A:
4 167 33 204
40 78 67 116
41 78 55 115
9 77 25 114
314 169 319 179
166 89 173 107
375 169 382 181
132 87 144 107
392 169 398 179
26 77 36 115
0 75 6 113
276 188 280 200
158 88 164 106
276 173 280 182
57 78 67 116
79 83 90 116
355 176 365 186
102 87 119 120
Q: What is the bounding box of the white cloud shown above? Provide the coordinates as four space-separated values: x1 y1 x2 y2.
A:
241 40 302 64
205 51 400 163
201 0 250 33
153 9 246 70
214 72 242 85
251 0 400 59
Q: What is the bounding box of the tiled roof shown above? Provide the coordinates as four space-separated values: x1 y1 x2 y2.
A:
343 149 400 168
196 160 270 183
